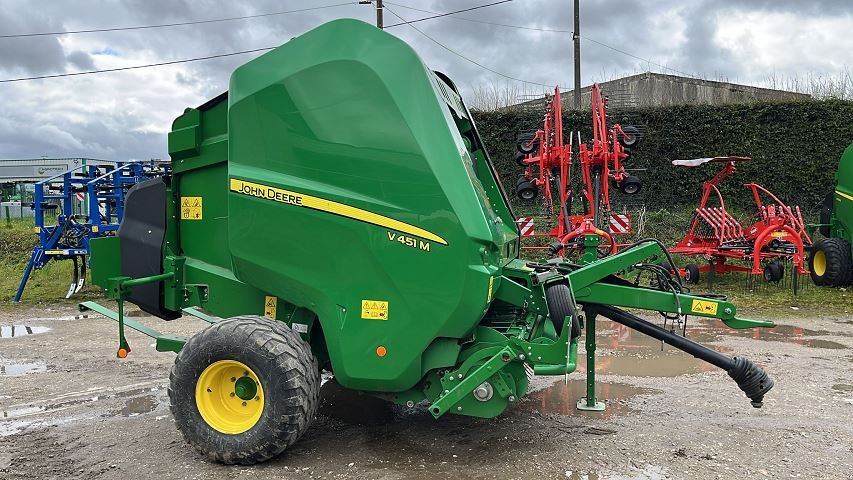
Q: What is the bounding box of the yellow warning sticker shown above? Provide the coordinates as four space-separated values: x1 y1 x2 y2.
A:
361 300 389 320
691 299 718 315
180 197 203 220
487 276 494 303
264 296 277 319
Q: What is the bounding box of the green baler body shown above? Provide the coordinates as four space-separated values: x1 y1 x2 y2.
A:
166 19 517 392
87 19 774 420
830 143 853 243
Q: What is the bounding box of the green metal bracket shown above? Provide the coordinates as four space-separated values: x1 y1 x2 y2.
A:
577 312 605 411
582 234 600 265
100 271 177 356
79 301 187 353
181 307 219 324
429 345 518 418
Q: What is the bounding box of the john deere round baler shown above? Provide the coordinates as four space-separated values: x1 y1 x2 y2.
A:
81 19 774 464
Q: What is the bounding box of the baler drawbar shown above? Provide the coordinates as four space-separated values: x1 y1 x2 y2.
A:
79 19 774 465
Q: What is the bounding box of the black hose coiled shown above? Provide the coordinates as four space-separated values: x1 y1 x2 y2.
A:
727 356 774 408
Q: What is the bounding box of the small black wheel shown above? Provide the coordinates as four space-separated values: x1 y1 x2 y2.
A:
684 263 701 284
515 151 528 166
545 283 581 339
517 139 538 154
515 180 539 202
809 238 853 287
819 192 834 238
619 176 642 195
169 316 321 464
618 125 641 148
763 261 784 283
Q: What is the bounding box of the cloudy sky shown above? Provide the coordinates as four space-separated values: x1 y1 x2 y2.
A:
0 0 850 161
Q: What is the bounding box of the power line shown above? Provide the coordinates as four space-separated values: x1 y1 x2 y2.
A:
0 1 545 85
579 35 696 79
0 47 274 83
384 0 514 29
386 1 698 79
0 2 355 39
384 1 570 32
382 5 553 88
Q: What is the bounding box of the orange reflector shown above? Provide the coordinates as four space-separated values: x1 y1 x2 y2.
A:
376 346 387 357
117 348 128 358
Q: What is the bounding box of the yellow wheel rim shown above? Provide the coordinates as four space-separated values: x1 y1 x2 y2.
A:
195 360 264 434
813 250 827 277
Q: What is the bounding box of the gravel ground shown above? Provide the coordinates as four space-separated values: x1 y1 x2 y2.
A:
0 304 851 480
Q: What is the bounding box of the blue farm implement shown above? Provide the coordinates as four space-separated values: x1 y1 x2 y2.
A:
13 160 169 302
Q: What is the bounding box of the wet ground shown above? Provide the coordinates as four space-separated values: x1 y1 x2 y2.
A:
0 305 851 479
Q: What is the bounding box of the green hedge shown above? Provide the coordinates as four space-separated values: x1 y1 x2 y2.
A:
473 100 853 213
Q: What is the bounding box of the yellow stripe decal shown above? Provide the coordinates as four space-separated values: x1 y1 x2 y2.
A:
229 178 448 246
836 190 853 202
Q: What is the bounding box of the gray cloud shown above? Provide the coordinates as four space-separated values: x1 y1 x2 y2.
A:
0 0 849 161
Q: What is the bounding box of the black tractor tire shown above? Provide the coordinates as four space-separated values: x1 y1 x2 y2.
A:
819 192 834 237
618 125 641 148
515 151 528 167
763 261 784 283
545 283 581 339
515 180 539 202
169 316 321 465
517 139 538 155
684 263 701 284
619 175 642 195
809 238 853 287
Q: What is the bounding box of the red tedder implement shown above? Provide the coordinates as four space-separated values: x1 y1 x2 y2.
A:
514 84 642 257
669 156 811 284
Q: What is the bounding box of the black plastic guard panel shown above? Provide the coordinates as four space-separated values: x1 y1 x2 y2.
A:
118 178 181 320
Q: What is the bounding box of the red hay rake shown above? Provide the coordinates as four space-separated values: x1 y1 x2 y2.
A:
514 84 642 257
669 156 811 283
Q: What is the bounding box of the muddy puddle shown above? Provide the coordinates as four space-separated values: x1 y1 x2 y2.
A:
114 395 157 417
0 359 47 376
1 383 163 435
683 323 850 350
588 321 724 377
566 464 669 480
0 325 50 338
526 379 657 417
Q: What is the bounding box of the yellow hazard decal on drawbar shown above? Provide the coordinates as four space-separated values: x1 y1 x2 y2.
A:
264 296 277 319
181 197 203 220
691 299 718 315
229 178 447 245
361 300 389 320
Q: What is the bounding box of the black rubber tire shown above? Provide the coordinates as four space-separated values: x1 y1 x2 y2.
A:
763 261 784 283
515 180 538 202
684 263 701 284
809 238 853 287
619 176 642 195
169 316 321 465
545 283 581 339
618 125 641 148
819 192 834 238
517 139 537 155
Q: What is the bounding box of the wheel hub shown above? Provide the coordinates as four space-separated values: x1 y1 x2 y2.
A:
195 359 264 434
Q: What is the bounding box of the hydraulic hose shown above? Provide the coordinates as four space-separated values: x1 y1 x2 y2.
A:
589 304 774 408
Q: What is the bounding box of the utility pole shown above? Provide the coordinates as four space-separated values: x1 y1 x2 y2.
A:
573 0 581 109
358 1 383 29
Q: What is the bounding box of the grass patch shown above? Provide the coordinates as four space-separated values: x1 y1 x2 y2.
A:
0 218 100 310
